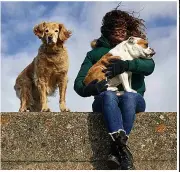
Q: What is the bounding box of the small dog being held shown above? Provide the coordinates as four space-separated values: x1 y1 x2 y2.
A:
84 36 155 95
14 22 72 112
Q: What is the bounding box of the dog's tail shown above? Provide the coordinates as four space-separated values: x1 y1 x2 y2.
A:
90 39 98 49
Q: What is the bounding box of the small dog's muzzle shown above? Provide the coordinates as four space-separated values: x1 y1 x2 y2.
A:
150 48 156 56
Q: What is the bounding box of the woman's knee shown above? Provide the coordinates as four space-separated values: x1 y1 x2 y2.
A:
120 92 137 104
120 92 146 112
100 90 119 102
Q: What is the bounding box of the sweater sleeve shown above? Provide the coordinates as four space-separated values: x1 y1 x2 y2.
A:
127 58 155 76
74 52 93 97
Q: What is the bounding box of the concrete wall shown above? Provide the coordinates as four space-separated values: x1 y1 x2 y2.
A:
1 112 177 170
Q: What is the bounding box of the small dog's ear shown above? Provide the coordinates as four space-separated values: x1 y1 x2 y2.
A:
33 22 46 39
128 36 135 44
58 24 72 42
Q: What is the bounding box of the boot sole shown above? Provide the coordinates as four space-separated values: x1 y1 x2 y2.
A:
107 155 121 169
121 166 136 170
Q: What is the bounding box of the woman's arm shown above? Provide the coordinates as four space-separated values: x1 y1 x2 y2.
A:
103 58 155 78
127 58 155 76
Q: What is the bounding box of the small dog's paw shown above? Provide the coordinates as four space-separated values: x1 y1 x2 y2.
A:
126 89 137 93
131 89 137 93
107 87 118 92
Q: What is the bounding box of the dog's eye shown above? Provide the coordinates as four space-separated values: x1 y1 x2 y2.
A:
145 43 148 47
45 29 49 33
55 30 59 32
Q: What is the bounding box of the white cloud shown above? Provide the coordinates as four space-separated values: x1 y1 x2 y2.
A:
144 25 177 112
1 52 35 112
1 1 177 112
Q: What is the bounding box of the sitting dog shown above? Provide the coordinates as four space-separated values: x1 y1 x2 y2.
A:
14 22 72 112
84 36 155 94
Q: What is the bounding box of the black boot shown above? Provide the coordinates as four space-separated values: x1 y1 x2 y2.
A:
107 130 135 170
107 141 121 169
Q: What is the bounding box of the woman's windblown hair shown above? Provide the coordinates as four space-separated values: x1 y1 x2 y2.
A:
91 8 146 48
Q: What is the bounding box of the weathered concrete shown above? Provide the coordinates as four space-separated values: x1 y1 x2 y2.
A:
1 161 177 170
0 112 177 170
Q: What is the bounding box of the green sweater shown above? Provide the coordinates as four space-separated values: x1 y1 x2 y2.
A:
74 36 155 97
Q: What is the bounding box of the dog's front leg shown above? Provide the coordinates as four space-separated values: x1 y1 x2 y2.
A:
37 80 50 112
58 72 70 112
119 72 137 93
128 72 132 89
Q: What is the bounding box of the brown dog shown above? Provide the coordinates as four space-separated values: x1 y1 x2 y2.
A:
14 22 72 112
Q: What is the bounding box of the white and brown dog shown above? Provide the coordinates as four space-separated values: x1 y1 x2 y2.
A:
84 36 155 95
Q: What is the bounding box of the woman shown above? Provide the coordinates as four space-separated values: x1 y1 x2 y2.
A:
74 9 155 170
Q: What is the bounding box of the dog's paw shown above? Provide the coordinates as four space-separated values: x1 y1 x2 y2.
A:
126 89 137 93
19 108 30 112
107 87 118 92
60 103 70 112
60 107 70 112
131 89 137 93
41 108 51 112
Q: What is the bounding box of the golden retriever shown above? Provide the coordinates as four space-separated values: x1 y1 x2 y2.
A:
14 22 72 112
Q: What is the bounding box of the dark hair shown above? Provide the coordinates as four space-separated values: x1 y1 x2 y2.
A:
101 9 146 46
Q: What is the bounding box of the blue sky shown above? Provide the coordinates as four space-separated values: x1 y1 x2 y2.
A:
1 1 176 55
1 2 85 55
1 1 178 112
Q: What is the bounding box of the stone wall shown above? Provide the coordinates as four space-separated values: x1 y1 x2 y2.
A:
1 112 177 170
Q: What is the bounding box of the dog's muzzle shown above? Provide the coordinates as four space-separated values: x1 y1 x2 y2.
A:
150 48 156 56
47 36 53 43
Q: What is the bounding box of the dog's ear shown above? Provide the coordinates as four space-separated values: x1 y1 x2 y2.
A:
128 36 135 44
58 24 72 42
33 22 46 39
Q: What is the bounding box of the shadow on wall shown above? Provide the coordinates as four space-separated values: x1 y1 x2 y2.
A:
87 113 112 170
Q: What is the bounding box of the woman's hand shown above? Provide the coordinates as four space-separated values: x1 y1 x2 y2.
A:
83 79 108 96
102 58 129 79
